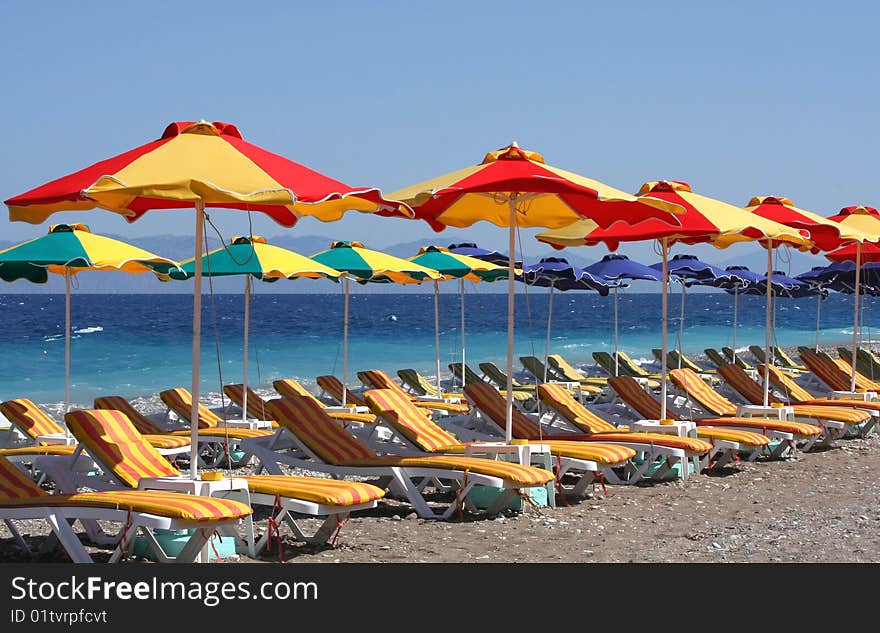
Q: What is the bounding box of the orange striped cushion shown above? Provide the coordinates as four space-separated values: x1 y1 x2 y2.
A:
169 428 272 439
790 405 870 424
0 399 65 438
316 375 367 407
272 379 315 400
694 427 771 447
800 354 850 390
760 365 814 403
0 445 78 457
357 369 401 393
537 384 618 433
800 397 880 412
365 389 461 452
65 409 180 488
241 475 385 506
94 396 166 435
347 454 555 487
608 377 663 419
267 397 375 464
159 388 223 429
325 411 377 424
538 440 635 464
585 432 713 453
223 384 273 420
142 435 190 450
0 455 48 499
412 400 471 414
718 364 782 405
669 368 738 416
695 417 822 437
831 358 880 390
463 382 543 439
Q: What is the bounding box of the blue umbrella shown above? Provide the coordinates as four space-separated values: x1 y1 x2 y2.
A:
583 254 660 375
650 254 731 368
520 257 618 382
447 242 520 267
694 265 763 362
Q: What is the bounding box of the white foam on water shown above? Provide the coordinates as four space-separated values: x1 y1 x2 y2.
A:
73 326 103 334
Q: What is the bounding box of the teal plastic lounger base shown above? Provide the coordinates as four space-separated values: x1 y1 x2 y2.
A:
466 485 549 511
132 528 238 562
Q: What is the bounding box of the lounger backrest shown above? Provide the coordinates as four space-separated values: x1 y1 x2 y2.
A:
799 352 849 390
717 364 781 405
396 369 436 397
357 370 407 397
65 409 179 488
93 396 165 435
478 362 512 388
760 364 813 403
0 399 65 439
591 352 617 377
748 346 768 364
0 454 48 499
267 396 376 465
364 389 459 452
608 376 662 419
223 384 272 420
668 368 737 416
537 384 616 433
520 355 558 382
773 347 805 370
830 356 880 389
463 382 542 440
704 348 727 369
159 388 224 429
669 350 702 373
722 347 754 370
274 379 319 402
616 352 651 378
315 375 367 407
547 354 583 381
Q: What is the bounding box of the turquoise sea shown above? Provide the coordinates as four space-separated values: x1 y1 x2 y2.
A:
1 291 876 411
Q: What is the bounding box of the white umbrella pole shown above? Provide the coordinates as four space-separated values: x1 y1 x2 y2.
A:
460 278 466 389
851 242 862 392
732 286 738 362
343 277 350 407
505 201 516 443
678 281 686 368
189 202 205 479
763 244 773 407
613 286 619 376
660 238 669 421
815 292 822 352
434 279 442 396
544 283 554 383
242 275 251 423
64 268 71 419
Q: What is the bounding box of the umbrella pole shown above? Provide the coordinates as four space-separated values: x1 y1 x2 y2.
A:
613 286 619 376
64 268 71 418
242 275 251 423
189 202 205 479
763 244 773 407
678 281 686 368
815 292 822 352
343 277 350 407
545 283 554 383
851 242 862 392
732 286 738 362
434 279 442 397
505 201 516 443
660 238 669 421
460 278 466 389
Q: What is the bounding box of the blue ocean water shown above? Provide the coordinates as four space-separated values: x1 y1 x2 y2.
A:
1 291 876 409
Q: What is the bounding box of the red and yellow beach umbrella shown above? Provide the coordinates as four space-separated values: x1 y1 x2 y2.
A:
4 120 409 477
387 143 686 441
538 180 813 416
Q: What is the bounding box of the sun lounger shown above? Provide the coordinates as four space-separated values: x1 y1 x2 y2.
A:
546 354 611 387
477 361 538 392
716 363 870 441
48 408 384 554
0 453 252 563
315 375 369 408
592 351 662 389
812 351 880 392
519 355 564 383
242 395 555 519
1 398 189 457
704 348 733 370
837 348 880 381
357 370 470 415
448 362 536 404
651 349 721 383
364 387 638 489
748 346 803 375
666 368 823 452
605 375 781 461
270 379 377 425
720 347 758 371
397 368 466 401
772 347 808 372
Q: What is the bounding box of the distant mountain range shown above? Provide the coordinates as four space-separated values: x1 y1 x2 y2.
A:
0 232 829 294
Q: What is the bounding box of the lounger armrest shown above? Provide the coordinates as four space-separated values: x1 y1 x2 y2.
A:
220 419 274 430
324 405 370 414
35 433 76 446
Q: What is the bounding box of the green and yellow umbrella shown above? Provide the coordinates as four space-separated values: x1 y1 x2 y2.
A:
0 223 182 413
408 246 509 395
169 236 343 421
311 241 441 405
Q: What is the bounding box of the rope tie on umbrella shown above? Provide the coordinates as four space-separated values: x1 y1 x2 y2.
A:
203 213 231 455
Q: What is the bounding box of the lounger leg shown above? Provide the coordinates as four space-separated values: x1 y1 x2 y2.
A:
175 528 214 563
389 468 436 518
46 514 94 563
4 519 29 553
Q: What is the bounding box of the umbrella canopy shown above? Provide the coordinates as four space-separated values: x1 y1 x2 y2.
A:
0 223 181 415
826 207 880 262
649 253 731 285
537 180 814 416
409 246 509 396
388 144 687 441
694 265 764 361
447 242 516 267
311 241 441 405
168 235 343 422
5 120 407 479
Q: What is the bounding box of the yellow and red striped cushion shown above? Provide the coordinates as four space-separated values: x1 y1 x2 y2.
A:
93 396 166 435
585 432 712 453
669 369 738 416
159 388 223 429
537 383 618 433
0 445 78 457
65 409 180 488
267 396 376 464
273 379 315 400
169 428 272 439
0 455 49 499
365 389 460 452
800 354 851 391
538 440 635 465
223 384 273 420
694 427 771 447
608 377 663 419
142 435 191 450
760 365 814 403
0 398 66 439
695 417 822 437
347 454 555 486
463 382 543 439
830 357 880 391
316 375 367 407
241 475 384 506
789 405 870 424
718 364 783 405
357 369 400 393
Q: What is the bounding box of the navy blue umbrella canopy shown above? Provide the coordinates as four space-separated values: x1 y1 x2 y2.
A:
582 253 660 282
650 253 731 285
799 261 880 294
519 257 617 295
751 270 818 298
447 242 520 268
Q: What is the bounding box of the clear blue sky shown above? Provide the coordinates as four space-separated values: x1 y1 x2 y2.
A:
2 0 877 270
